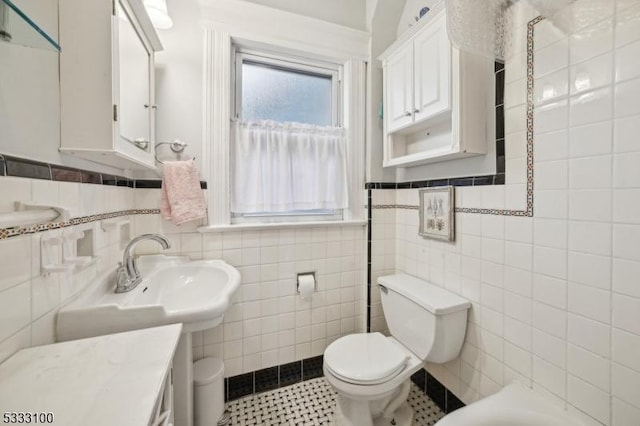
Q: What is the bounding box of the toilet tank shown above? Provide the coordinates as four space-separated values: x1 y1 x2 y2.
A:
378 274 471 363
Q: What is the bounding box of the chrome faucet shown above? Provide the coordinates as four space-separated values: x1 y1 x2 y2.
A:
115 234 171 293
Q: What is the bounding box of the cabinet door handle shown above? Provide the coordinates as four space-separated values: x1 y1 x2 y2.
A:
414 108 420 113
144 104 158 109
404 111 411 117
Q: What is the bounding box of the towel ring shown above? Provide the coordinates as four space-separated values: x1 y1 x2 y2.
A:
155 139 196 164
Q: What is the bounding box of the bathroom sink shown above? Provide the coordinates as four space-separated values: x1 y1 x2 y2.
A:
56 255 241 341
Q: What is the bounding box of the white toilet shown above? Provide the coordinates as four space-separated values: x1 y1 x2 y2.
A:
323 274 471 426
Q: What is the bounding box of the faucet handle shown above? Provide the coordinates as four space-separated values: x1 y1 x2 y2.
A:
116 262 127 278
116 262 126 276
115 261 132 293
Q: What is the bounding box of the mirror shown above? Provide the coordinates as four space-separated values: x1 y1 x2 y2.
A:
117 1 152 153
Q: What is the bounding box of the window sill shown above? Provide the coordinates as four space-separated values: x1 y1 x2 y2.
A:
197 219 367 233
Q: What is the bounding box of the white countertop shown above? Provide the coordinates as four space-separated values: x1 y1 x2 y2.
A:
0 324 182 426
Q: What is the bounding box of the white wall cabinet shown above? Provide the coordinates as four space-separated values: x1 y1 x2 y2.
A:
59 0 163 171
379 6 493 168
413 15 451 123
385 46 414 132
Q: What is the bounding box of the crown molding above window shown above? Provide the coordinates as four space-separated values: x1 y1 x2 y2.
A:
197 0 369 61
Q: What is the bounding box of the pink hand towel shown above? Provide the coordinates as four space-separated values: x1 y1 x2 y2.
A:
160 160 207 225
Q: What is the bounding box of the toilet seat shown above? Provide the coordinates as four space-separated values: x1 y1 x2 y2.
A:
324 333 409 385
325 361 407 385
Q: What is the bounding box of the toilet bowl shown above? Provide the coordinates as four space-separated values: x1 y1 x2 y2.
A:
323 333 423 426
435 382 585 426
323 274 471 426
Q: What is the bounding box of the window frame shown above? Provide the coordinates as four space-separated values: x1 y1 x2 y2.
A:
232 210 344 224
201 22 367 231
230 47 346 224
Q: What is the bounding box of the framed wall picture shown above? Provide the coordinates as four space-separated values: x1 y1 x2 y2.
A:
419 186 455 241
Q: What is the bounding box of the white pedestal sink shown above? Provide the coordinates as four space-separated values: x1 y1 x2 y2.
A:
56 255 241 426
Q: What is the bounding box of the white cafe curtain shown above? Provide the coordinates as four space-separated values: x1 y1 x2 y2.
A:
231 120 349 214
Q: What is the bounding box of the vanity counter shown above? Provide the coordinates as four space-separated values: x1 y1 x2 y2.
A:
0 324 182 426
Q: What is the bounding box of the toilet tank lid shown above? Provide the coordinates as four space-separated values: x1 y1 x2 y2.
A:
378 274 471 315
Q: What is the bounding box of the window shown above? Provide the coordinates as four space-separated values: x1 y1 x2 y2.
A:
234 51 340 126
231 49 347 223
241 62 333 126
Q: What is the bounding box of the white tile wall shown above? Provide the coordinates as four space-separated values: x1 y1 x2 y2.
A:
0 177 135 363
369 189 396 334
0 180 366 378
134 188 367 377
375 2 640 425
0 1 638 424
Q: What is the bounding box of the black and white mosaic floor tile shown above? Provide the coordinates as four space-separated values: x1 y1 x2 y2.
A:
226 377 445 426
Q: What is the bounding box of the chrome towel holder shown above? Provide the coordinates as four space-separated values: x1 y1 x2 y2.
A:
154 140 195 164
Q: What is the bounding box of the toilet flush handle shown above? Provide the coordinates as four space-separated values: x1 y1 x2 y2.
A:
379 284 388 294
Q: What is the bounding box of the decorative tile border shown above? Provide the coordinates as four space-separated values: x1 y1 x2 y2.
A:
411 369 465 414
372 204 418 210
365 173 504 190
448 16 543 217
365 53 511 331
225 355 324 401
365 25 532 330
365 59 507 193
1 154 132 186
225 355 465 418
135 180 207 190
0 154 208 240
367 16 544 219
365 17 544 354
366 190 372 332
0 209 161 241
454 16 542 217
0 153 207 189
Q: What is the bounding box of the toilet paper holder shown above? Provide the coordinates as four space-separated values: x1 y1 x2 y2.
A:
296 271 317 294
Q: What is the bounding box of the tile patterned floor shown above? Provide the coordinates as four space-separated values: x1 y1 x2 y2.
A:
226 377 445 426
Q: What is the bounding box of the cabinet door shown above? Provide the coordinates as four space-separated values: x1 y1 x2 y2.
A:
116 0 153 156
385 45 414 133
413 11 451 123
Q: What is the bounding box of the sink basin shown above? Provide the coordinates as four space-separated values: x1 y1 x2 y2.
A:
57 255 241 341
55 254 241 426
